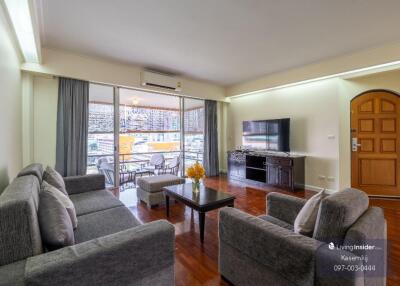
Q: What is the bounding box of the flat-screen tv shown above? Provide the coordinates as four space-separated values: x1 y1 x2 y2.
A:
242 118 290 152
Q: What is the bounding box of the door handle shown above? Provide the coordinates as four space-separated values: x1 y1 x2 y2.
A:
352 138 361 152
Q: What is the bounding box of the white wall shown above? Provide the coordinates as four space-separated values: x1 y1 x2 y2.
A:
32 76 58 167
228 79 340 191
0 6 22 191
226 41 400 97
22 48 227 102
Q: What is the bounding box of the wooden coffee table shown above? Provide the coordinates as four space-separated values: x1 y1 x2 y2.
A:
163 183 236 243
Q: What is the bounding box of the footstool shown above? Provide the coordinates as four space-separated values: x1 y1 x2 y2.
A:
136 174 185 208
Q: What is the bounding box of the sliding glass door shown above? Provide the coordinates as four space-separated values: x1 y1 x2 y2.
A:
87 84 205 186
87 83 116 186
183 98 204 170
118 89 181 175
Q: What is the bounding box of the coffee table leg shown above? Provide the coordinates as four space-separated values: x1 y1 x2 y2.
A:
199 211 205 243
166 195 170 217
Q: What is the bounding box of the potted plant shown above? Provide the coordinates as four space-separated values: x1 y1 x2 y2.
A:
186 162 205 193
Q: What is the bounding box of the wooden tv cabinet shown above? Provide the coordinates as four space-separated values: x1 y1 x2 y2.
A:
227 151 305 192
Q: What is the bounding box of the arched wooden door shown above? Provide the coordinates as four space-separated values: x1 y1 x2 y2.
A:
351 90 400 196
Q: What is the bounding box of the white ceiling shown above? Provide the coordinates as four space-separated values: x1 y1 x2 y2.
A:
39 0 400 85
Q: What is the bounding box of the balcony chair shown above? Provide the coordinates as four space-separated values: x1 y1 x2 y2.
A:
163 154 181 176
99 162 133 188
141 153 165 175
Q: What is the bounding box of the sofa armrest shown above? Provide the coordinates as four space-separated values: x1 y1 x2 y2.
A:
267 192 306 224
63 174 105 195
25 220 175 286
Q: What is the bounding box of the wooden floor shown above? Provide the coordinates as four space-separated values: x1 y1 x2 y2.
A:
124 176 400 286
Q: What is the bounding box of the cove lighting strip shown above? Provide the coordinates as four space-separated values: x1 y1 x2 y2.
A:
3 0 39 63
231 60 400 99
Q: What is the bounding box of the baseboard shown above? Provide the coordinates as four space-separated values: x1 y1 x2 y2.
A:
304 184 337 194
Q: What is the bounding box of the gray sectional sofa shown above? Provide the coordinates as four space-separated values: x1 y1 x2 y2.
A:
0 164 175 286
219 189 387 286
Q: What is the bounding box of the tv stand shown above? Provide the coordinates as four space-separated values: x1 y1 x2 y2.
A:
227 151 305 191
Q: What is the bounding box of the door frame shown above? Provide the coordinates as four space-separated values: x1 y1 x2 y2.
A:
350 88 400 198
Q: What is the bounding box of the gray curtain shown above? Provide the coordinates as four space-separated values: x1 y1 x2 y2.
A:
204 100 219 176
55 77 89 177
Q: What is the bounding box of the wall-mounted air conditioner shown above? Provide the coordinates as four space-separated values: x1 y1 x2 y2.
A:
141 71 182 92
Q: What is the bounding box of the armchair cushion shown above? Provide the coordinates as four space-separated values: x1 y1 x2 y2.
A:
267 192 306 225
313 188 369 245
294 189 328 236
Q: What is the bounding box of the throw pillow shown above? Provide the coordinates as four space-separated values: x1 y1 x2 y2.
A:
43 166 68 196
42 181 78 229
294 189 328 236
38 182 75 248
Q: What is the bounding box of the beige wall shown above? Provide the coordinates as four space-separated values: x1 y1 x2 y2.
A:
226 41 400 97
338 70 400 189
32 76 58 168
0 6 22 191
228 79 340 191
226 69 400 191
22 48 227 102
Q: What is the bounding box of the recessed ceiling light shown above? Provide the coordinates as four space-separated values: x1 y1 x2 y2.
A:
3 0 40 63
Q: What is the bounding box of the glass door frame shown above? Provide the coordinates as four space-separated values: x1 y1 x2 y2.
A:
113 86 120 188
88 82 205 182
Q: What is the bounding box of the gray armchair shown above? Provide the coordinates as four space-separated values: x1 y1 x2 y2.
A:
219 189 387 286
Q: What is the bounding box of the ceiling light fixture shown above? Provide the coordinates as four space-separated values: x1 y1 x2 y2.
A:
231 60 400 98
3 0 40 63
131 98 139 106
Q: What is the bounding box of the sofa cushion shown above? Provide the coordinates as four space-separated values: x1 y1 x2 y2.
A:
0 260 26 286
69 189 123 216
313 188 369 245
38 182 75 249
294 190 328 236
137 174 185 193
74 206 141 243
258 215 294 231
17 163 44 184
43 166 68 196
42 181 78 229
0 175 43 266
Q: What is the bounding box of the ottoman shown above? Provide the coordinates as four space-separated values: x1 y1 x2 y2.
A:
136 174 185 208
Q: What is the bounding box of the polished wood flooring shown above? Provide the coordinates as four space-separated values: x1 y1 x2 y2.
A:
122 176 400 286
